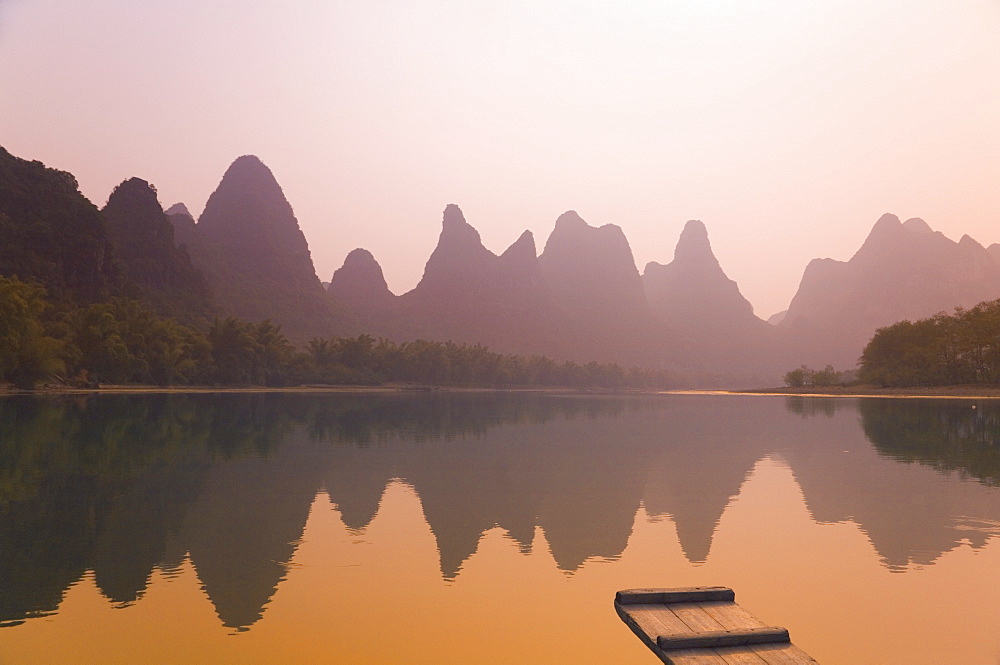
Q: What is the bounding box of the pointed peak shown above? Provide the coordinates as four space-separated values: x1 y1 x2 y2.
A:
330 248 392 300
216 154 278 190
442 203 467 228
105 178 162 212
165 202 192 218
597 222 627 237
437 204 485 247
673 219 717 264
959 234 984 249
229 153 268 171
115 176 154 191
554 210 588 230
196 150 309 272
870 213 902 234
500 229 537 262
681 219 708 237
506 229 536 251
342 247 378 266
902 217 932 233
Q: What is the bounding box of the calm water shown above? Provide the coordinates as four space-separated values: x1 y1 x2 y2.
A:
1 392 1000 664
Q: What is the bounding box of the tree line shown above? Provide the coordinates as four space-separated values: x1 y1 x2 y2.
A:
0 276 675 390
858 299 1000 387
782 364 846 388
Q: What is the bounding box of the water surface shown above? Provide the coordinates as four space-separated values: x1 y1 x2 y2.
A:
1 392 999 664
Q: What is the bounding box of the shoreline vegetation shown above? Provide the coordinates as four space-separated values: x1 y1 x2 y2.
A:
0 383 638 395
10 382 1000 400
735 384 1000 398
1 275 675 392
6 147 1000 395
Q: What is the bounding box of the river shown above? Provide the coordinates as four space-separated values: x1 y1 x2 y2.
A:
1 392 999 664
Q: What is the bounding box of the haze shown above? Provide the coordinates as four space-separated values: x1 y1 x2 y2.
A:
2 0 999 318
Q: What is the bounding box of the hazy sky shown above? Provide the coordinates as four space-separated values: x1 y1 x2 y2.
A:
3 0 999 318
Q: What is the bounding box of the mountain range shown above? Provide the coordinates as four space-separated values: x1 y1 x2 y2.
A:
4 145 1000 383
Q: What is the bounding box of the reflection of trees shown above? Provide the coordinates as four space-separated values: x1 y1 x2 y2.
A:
784 395 851 418
782 396 1000 570
306 393 631 444
7 392 1000 633
859 398 1000 486
0 393 300 627
0 395 209 624
0 393 649 628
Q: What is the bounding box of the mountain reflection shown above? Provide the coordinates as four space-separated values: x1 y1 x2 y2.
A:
783 396 1000 570
2 393 1000 631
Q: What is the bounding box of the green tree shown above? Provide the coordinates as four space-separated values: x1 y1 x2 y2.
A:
811 365 842 387
784 366 807 387
207 317 255 384
65 298 208 386
0 277 66 388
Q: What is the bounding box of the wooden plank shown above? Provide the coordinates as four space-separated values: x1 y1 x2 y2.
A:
658 628 790 651
617 587 736 605
663 649 732 665
669 602 728 633
616 602 694 662
750 643 819 665
698 601 767 632
614 587 818 665
625 604 696 636
715 646 770 665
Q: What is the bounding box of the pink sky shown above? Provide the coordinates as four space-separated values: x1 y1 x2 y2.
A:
2 0 999 318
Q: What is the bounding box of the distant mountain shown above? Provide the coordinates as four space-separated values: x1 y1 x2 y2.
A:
389 204 553 352
179 156 341 342
326 248 401 337
328 248 396 315
643 220 769 334
102 178 214 324
164 203 197 249
779 214 1000 367
325 209 783 376
538 210 647 327
0 146 118 303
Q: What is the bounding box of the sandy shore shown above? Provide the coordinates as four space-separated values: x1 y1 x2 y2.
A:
711 385 1000 399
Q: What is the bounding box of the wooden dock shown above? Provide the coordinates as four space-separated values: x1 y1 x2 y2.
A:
615 587 819 664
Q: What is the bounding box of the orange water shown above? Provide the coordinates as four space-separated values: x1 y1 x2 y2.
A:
1 394 999 664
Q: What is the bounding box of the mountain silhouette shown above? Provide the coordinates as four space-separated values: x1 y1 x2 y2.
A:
391 205 554 353
538 211 647 327
644 220 767 333
779 214 1000 367
0 146 118 303
328 249 396 316
101 178 214 324
642 219 775 374
165 202 198 249
182 156 342 342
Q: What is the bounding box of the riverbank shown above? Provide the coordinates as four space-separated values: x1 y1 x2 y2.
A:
10 382 1000 399
727 384 1000 398
0 383 647 396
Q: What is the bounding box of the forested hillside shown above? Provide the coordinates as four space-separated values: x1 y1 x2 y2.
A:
0 147 118 304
